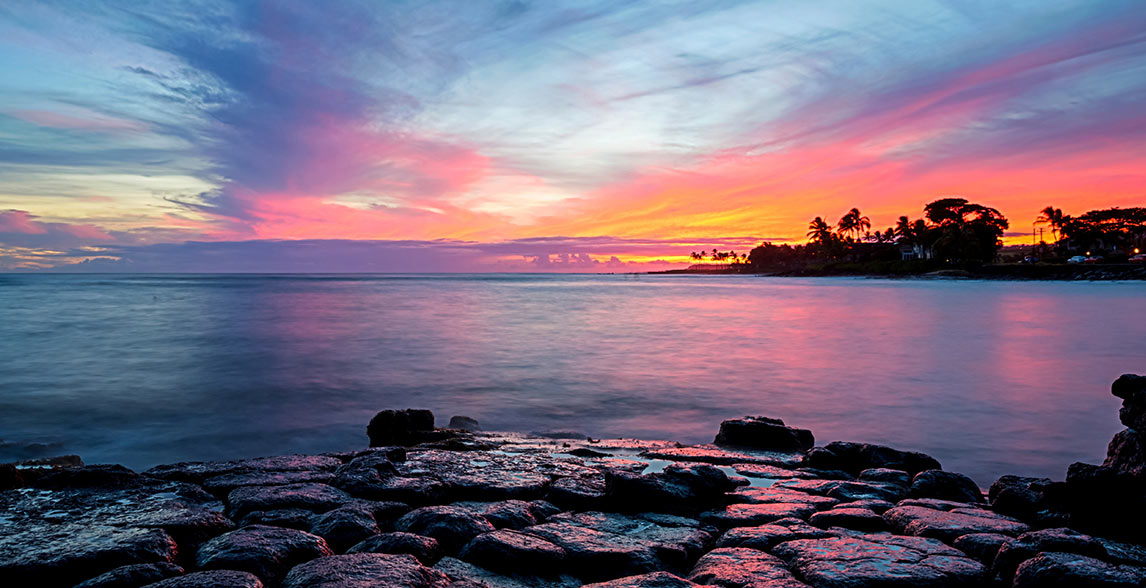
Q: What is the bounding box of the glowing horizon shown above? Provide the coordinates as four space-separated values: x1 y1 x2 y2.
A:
1 1 1144 271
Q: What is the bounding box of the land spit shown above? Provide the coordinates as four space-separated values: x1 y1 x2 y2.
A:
3 375 1145 588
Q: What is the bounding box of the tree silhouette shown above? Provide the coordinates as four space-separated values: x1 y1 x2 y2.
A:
837 208 871 243
807 217 833 244
1036 206 1066 243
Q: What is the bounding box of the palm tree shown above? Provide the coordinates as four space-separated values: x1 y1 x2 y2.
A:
894 216 914 242
838 208 871 243
1036 206 1065 243
807 217 833 244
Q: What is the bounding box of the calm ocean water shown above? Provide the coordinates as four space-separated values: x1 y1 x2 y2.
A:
0 273 1141 485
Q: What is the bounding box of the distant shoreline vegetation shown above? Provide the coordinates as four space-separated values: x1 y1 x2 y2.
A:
669 200 1146 279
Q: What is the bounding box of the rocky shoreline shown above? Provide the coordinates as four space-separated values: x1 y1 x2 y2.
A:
3 376 1145 588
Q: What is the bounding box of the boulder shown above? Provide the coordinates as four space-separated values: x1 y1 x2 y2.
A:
447 416 481 432
309 506 381 552
805 442 941 476
951 533 1011 565
715 518 834 551
348 532 442 565
367 410 437 446
459 529 566 575
772 534 985 587
521 522 662 581
687 547 807 588
143 570 264 588
239 509 317 531
75 563 184 588
988 475 1054 521
281 553 450 588
1113 374 1146 431
858 468 911 486
992 527 1109 581
908 470 985 503
195 525 333 585
713 416 814 451
394 506 496 552
1061 462 1146 540
0 524 178 586
227 483 353 517
472 500 541 530
1013 552 1146 588
605 462 738 513
727 486 839 510
825 480 905 503
1104 429 1146 478
432 556 580 588
548 475 607 509
700 502 817 529
809 508 888 532
582 572 707 588
882 505 1029 542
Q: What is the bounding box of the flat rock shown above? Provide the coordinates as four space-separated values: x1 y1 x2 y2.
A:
951 533 1011 565
772 534 985 587
239 509 316 530
520 522 662 580
831 499 893 514
992 527 1109 581
144 455 341 485
434 556 580 588
282 553 450 588
857 468 910 486
310 506 381 552
716 518 835 551
700 502 817 529
806 442 941 476
730 463 813 480
714 416 815 451
228 483 353 517
687 547 808 587
143 570 264 588
824 481 905 503
882 505 1029 542
582 572 708 588
460 529 566 574
0 519 178 585
1013 552 1146 588
463 499 541 529
75 562 184 588
348 532 442 565
606 462 738 513
809 508 888 532
544 511 713 569
395 505 496 552
547 475 606 509
203 470 335 495
196 524 333 585
727 486 839 510
642 445 804 468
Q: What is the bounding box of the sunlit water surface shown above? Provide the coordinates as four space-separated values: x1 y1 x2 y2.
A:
1 273 1141 485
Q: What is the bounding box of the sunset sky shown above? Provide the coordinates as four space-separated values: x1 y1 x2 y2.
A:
1 0 1144 271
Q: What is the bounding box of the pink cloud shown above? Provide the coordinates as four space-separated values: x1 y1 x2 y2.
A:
9 109 149 134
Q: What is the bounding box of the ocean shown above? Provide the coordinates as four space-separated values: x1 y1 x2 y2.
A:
0 273 1141 485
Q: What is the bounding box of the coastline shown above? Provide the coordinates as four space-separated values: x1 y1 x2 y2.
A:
650 263 1146 281
3 376 1145 587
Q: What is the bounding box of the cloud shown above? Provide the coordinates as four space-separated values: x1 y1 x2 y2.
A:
0 210 113 248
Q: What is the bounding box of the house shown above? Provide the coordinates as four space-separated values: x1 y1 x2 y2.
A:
899 243 932 260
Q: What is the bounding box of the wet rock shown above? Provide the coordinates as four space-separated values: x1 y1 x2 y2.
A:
568 447 612 458
448 416 482 432
1061 462 1146 540
832 499 894 514
75 563 185 588
882 505 1029 542
348 532 442 565
987 475 1054 521
772 534 985 587
399 450 558 502
196 525 333 585
239 509 317 531
543 511 713 570
0 519 179 585
282 553 450 588
310 506 381 552
771 479 842 496
474 499 540 529
700 502 817 529
519 522 662 580
714 416 814 451
336 473 447 504
395 505 496 552
548 475 606 509
858 468 910 486
460 529 566 574
951 533 1011 565
908 470 985 503
895 498 980 511
715 518 834 551
992 527 1109 581
1012 552 1146 588
143 570 264 588
809 508 888 532
606 462 738 513
1113 373 1146 431
1104 429 1146 478
1097 537 1146 568
731 463 814 480
582 572 707 588
824 480 905 503
688 547 808 588
367 409 438 446
641 445 804 468
203 470 335 495
227 483 353 517
33 464 142 489
805 442 941 476
433 556 581 588
145 455 341 486
727 486 839 510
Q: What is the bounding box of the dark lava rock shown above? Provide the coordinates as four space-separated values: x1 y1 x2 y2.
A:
460 529 566 574
367 409 437 446
519 522 662 580
1012 552 1146 588
227 483 353 517
398 450 559 502
772 534 985 587
952 533 1012 565
809 507 888 531
1061 462 1146 540
143 570 264 588
883 505 1029 542
832 499 894 513
32 464 142 489
805 441 941 476
988 475 1054 521
771 479 843 495
582 572 706 588
347 532 442 565
195 525 334 585
606 462 738 513
731 462 815 480
908 470 985 503
824 480 905 503
1104 428 1146 478
144 455 341 486
543 511 714 571
394 505 496 552
433 556 581 588
568 447 612 458
75 563 185 588
715 518 834 551
700 502 817 529
640 445 805 468
310 506 381 552
1113 373 1146 431
688 547 808 588
0 519 179 586
447 416 481 431
548 475 606 509
858 467 911 486
471 499 541 529
713 416 814 451
727 486 839 510
335 472 446 505
203 470 335 495
992 527 1109 581
239 509 316 531
282 553 450 588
